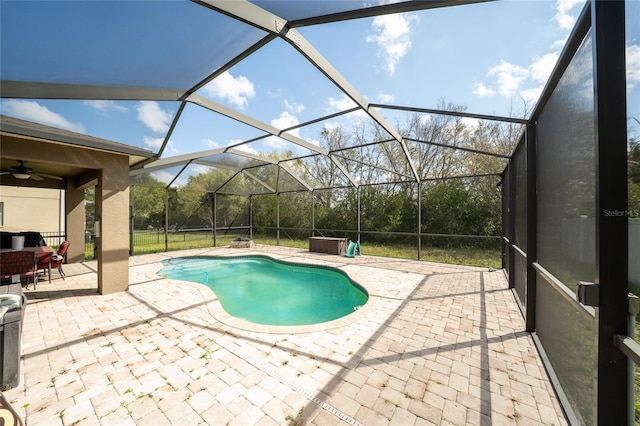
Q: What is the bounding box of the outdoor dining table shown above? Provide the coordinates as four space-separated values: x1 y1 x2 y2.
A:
0 246 55 285
0 246 54 259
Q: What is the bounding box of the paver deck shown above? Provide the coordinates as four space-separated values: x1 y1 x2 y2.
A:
4 245 567 425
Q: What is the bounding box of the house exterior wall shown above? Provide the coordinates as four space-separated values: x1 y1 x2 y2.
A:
0 186 63 234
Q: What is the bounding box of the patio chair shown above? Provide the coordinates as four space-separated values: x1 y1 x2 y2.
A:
0 250 36 288
49 241 69 280
35 252 54 286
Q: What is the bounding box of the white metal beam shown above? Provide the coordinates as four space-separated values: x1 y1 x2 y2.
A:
188 94 329 155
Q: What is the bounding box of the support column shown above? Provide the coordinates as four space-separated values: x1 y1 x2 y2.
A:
249 195 253 240
507 157 517 289
129 185 134 256
311 191 315 237
525 124 537 332
164 188 169 252
592 0 628 423
417 181 422 261
213 193 217 247
276 193 280 246
96 156 130 294
65 182 86 263
357 186 361 242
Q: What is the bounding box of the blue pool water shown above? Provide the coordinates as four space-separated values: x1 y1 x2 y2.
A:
160 256 368 326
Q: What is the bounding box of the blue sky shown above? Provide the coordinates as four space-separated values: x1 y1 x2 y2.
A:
1 0 639 186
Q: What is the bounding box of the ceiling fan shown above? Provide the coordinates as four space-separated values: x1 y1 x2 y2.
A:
0 160 63 181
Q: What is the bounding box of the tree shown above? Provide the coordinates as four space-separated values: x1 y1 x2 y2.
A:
130 174 166 229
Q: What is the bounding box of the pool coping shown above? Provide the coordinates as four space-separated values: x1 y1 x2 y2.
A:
147 252 380 334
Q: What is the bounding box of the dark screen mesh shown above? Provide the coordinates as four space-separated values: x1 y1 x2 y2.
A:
514 251 526 307
502 167 510 273
537 37 596 291
535 31 596 425
514 142 527 250
536 277 596 425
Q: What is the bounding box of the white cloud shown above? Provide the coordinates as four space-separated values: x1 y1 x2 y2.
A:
530 53 559 83
265 136 287 149
83 100 128 112
284 100 305 114
272 111 299 132
327 94 358 113
554 0 583 30
627 45 640 89
142 136 165 150
269 110 302 149
366 13 417 75
479 53 557 103
551 37 569 50
206 139 220 148
1 99 86 133
323 121 340 132
192 164 210 174
488 61 529 97
233 143 259 155
521 86 545 104
136 101 172 133
203 71 255 109
473 83 494 97
151 170 186 187
377 93 395 103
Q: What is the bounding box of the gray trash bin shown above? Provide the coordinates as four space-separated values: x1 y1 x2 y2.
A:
0 283 25 390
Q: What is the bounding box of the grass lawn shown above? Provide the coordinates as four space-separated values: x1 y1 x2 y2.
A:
85 231 502 269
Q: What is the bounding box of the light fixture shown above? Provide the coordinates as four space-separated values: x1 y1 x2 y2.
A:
12 172 30 180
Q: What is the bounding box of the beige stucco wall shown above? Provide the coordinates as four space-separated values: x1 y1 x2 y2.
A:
65 184 86 264
96 161 130 294
0 186 63 233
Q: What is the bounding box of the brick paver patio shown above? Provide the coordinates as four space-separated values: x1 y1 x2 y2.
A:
3 245 567 425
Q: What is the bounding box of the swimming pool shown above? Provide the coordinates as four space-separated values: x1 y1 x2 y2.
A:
159 255 369 326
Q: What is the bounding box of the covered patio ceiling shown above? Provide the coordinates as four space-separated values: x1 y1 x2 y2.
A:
1 0 564 194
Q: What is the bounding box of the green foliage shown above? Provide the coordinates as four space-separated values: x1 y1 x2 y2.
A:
421 179 501 247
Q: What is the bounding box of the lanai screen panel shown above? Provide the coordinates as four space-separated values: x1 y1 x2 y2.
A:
218 172 274 196
332 141 414 185
501 164 511 272
130 186 167 232
420 175 501 249
314 187 358 233
406 140 507 180
512 141 527 307
281 155 354 189
251 193 276 240
276 168 311 193
130 166 190 188
251 0 395 21
215 194 250 235
535 31 596 426
360 181 417 243
171 103 269 153
627 0 640 292
0 1 266 89
278 191 313 240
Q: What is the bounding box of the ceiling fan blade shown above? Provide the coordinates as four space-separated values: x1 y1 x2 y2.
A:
30 174 44 181
0 171 9 176
36 173 63 181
